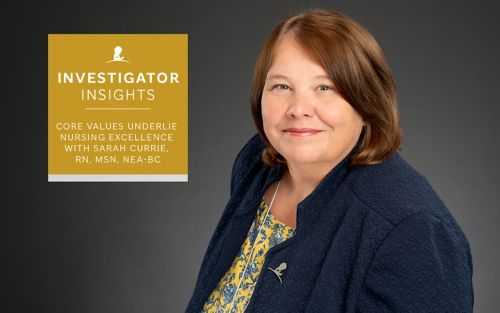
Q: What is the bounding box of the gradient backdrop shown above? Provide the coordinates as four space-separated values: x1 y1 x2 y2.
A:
5 0 499 312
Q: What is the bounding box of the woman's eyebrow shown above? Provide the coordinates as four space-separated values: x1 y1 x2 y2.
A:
313 75 332 80
266 74 332 80
266 74 289 80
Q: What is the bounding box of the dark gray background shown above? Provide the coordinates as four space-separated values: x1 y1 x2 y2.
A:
5 0 499 312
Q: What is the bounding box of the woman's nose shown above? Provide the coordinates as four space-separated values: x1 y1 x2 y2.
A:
286 91 314 118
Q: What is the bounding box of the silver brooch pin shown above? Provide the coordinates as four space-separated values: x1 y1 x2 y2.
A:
268 262 287 284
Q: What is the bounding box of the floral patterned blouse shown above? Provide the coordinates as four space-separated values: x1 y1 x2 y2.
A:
202 197 296 313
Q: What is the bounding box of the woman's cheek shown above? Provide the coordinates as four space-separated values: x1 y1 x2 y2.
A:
262 99 284 123
316 106 341 126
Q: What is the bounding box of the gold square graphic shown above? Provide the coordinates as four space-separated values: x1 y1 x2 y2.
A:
48 34 188 182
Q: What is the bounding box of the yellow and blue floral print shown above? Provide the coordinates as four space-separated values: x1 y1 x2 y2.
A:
202 198 296 313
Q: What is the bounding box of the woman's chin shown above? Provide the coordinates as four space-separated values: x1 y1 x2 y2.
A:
281 153 322 166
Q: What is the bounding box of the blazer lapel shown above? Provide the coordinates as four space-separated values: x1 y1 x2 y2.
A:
200 165 284 306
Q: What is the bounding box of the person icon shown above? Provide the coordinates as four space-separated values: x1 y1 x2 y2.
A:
106 46 130 63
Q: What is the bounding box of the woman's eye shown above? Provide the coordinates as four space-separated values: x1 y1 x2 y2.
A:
272 84 290 91
319 85 334 92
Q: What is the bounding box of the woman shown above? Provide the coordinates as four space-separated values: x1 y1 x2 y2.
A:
186 8 473 313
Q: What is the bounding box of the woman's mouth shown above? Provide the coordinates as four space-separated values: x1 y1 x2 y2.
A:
283 128 322 137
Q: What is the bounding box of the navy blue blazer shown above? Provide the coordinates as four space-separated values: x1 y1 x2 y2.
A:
186 133 474 312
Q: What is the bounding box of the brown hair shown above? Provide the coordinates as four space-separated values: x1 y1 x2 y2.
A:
251 8 403 168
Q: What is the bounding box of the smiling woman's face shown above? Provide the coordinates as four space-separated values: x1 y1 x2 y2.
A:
261 34 365 169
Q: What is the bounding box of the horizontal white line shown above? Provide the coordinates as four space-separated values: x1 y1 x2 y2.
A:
85 108 151 110
48 174 188 182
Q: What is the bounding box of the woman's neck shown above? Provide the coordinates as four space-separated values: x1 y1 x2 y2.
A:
282 161 337 203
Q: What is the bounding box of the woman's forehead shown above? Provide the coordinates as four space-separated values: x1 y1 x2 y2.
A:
269 36 328 76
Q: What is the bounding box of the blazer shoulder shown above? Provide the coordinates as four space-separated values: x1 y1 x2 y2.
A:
349 153 451 226
357 211 474 311
230 133 266 196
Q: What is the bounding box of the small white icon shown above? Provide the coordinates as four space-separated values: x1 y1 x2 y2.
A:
268 262 287 284
106 45 130 63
